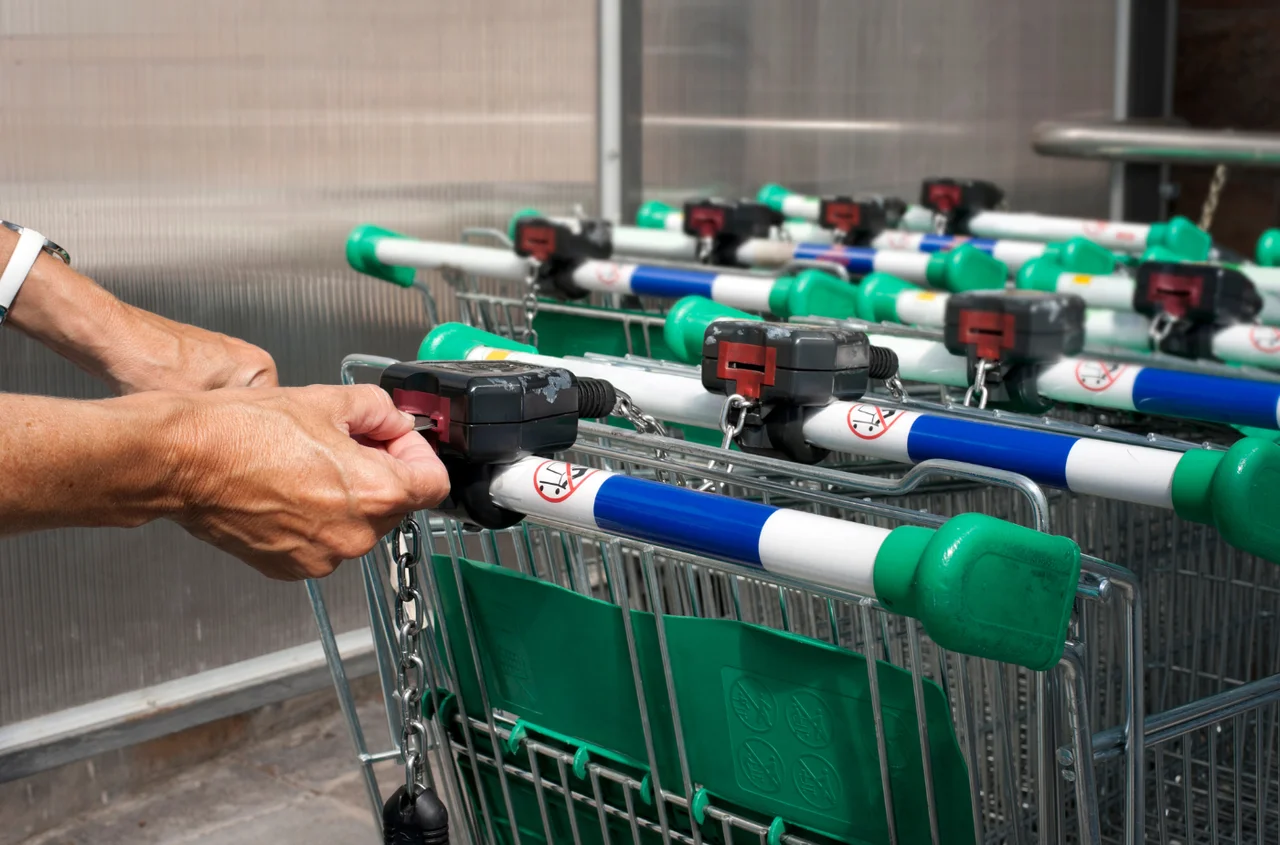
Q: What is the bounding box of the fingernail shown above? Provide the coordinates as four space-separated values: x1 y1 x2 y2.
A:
399 411 415 425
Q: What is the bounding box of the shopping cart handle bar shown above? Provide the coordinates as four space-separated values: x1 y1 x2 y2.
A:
786 242 1008 290
346 225 530 286
419 320 1280 561
488 455 1079 670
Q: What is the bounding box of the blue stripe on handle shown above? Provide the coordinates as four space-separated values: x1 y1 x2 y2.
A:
628 266 716 299
592 475 769 567
906 415 1075 489
1131 368 1280 429
793 243 877 274
918 235 999 255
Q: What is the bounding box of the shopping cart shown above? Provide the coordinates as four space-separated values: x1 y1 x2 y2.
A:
317 217 1280 843
313 350 1143 845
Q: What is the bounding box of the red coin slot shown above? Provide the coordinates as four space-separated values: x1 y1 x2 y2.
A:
517 224 558 262
1144 271 1204 319
821 200 861 232
717 341 778 401
957 309 1017 361
392 388 452 445
927 183 963 213
686 206 727 239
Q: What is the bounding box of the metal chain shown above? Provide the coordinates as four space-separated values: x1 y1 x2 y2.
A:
1148 311 1177 349
522 258 542 346
963 359 992 409
392 515 429 798
885 374 908 400
695 235 714 264
613 390 667 437
717 394 751 449
1200 164 1229 232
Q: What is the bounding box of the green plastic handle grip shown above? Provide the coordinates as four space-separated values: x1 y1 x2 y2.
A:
636 200 678 229
1041 237 1117 275
417 323 537 362
856 273 919 323
1171 438 1280 562
756 183 796 213
1258 230 1280 267
766 269 860 321
1016 257 1068 293
924 244 1008 292
663 297 760 364
347 224 416 288
873 513 1080 671
1146 215 1211 261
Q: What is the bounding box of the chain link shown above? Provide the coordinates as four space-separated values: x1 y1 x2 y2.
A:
1200 164 1229 232
1148 311 1177 349
885 374 908 400
522 258 542 346
613 390 667 437
392 515 429 798
963 359 992 409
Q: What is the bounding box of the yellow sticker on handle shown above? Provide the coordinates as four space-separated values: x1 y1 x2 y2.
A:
484 349 513 360
916 291 938 301
1071 274 1093 286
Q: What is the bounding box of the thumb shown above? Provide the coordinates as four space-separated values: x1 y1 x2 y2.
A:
333 384 415 442
379 431 451 509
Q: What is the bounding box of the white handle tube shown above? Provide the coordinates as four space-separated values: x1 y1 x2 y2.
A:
377 239 530 282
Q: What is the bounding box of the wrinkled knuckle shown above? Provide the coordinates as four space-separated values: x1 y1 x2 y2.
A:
334 526 380 560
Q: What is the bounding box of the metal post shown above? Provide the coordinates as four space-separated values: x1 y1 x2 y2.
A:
1110 0 1132 221
597 0 642 223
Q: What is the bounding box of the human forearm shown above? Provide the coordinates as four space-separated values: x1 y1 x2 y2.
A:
0 392 189 534
0 226 276 393
0 385 448 580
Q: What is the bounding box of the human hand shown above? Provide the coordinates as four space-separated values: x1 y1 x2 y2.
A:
169 383 448 580
105 306 278 394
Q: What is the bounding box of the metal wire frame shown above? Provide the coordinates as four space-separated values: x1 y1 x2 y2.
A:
313 355 1148 844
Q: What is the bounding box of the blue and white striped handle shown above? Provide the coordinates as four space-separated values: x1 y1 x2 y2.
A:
485 455 1080 670
871 230 1046 271
425 328 1280 562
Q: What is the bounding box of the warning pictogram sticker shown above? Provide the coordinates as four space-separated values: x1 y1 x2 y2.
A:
533 461 597 503
594 262 621 287
877 232 913 251
1250 325 1280 354
1074 360 1127 392
846 404 903 439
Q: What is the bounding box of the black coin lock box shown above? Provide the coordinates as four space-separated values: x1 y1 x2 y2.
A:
682 199 783 242
512 217 612 265
920 178 1005 234
817 196 888 246
700 320 870 406
944 291 1085 365
1133 262 1261 326
380 360 579 464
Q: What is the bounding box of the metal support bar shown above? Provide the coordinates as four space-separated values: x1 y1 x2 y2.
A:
1034 121 1280 169
597 0 643 223
0 628 376 783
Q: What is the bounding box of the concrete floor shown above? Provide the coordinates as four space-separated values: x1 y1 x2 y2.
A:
17 697 400 845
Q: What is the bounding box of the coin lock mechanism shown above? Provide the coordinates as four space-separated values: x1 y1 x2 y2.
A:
920 177 1005 236
1133 261 1262 360
382 360 615 529
511 215 614 300
814 196 891 246
943 290 1086 412
700 320 900 463
682 198 784 265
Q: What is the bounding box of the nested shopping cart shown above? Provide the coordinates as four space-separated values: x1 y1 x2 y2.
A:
314 350 1140 845
330 217 1280 842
